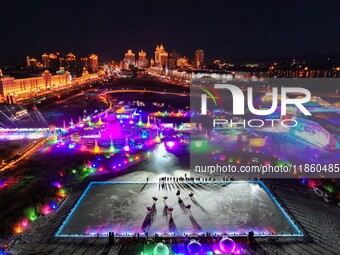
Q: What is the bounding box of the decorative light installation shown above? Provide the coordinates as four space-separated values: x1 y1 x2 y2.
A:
94 139 100 153
219 237 236 254
41 204 51 215
25 207 38 222
249 137 266 147
97 116 103 125
124 137 130 151
155 129 161 143
153 243 169 255
145 116 151 127
187 239 202 253
109 138 115 153
190 140 208 151
137 115 144 126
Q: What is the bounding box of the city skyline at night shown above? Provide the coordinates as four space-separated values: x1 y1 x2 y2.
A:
1 0 340 65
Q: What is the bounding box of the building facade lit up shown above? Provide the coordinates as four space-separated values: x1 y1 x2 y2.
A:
124 50 136 69
89 54 99 73
154 45 168 67
194 48 204 68
0 70 71 100
137 50 148 68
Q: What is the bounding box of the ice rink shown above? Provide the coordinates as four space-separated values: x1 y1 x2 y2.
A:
57 181 301 237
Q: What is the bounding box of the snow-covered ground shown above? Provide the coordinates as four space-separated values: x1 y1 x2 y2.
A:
58 181 300 237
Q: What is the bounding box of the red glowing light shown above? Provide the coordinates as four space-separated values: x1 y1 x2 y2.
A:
41 205 51 215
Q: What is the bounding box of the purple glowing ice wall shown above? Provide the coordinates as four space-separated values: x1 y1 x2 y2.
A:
100 114 123 139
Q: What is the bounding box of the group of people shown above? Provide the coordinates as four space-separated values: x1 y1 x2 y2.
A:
156 174 240 184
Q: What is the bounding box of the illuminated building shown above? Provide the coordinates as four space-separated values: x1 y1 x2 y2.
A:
168 50 180 68
194 48 204 68
89 54 99 73
0 70 71 101
29 58 38 68
176 56 189 68
42 53 50 68
124 50 136 69
26 56 31 67
49 53 59 69
0 75 15 102
58 56 66 69
154 45 168 67
82 67 89 77
66 52 76 61
138 50 147 61
80 57 89 71
66 53 76 68
137 50 148 68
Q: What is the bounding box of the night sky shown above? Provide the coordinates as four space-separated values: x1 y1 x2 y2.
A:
0 0 340 65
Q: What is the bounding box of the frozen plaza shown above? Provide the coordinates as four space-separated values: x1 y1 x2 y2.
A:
56 181 301 237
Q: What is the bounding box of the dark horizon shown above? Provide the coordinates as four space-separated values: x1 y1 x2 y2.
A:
1 0 340 65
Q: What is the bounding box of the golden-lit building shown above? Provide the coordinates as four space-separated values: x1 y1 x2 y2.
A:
194 48 204 68
29 58 38 68
42 53 50 68
168 50 180 68
26 56 31 67
48 53 59 69
80 56 89 71
154 45 168 67
137 50 148 68
177 57 189 68
124 50 136 68
89 54 99 73
0 70 71 101
66 52 76 61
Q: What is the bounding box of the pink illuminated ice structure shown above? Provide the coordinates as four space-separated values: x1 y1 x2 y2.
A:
152 117 158 129
100 113 123 140
41 204 51 215
81 138 86 151
123 137 130 151
219 237 236 253
166 141 175 149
